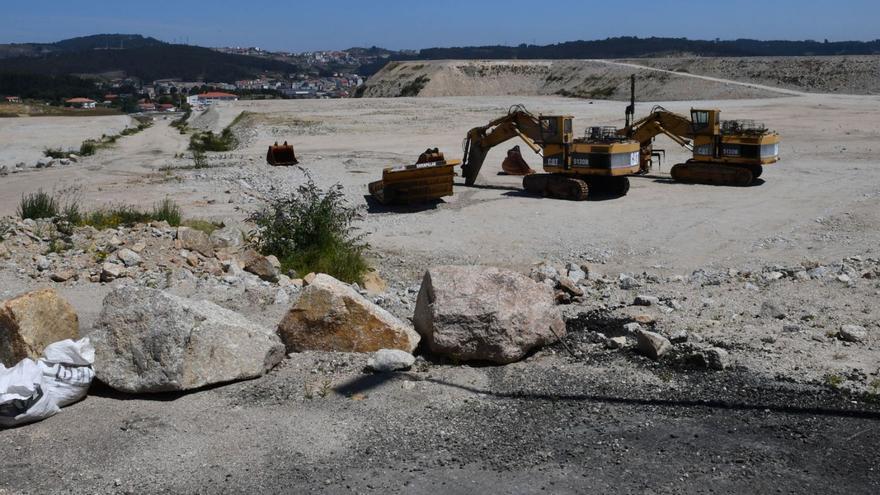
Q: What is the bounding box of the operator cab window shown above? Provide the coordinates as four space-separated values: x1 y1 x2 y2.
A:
692 110 710 131
541 117 559 141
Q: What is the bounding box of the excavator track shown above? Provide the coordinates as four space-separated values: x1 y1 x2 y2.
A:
523 174 590 201
670 161 754 187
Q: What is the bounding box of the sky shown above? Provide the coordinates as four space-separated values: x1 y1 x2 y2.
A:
2 0 877 52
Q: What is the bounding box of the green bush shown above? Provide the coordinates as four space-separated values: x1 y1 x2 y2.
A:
44 148 69 159
151 198 182 226
189 128 236 153
79 140 98 156
248 179 368 283
18 189 58 219
80 198 181 230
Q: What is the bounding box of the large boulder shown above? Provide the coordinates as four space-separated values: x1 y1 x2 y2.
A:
0 288 79 366
413 266 565 364
92 286 284 393
277 274 419 353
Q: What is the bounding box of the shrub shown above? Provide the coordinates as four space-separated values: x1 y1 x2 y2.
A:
80 198 181 229
249 178 368 283
192 149 209 169
181 218 218 235
44 148 69 159
18 189 58 219
151 198 182 226
189 128 236 153
79 140 98 156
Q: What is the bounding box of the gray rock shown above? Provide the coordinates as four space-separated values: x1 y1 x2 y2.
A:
636 330 672 360
618 274 641 290
704 347 730 370
838 325 868 343
209 224 245 252
414 266 565 364
92 286 284 393
782 324 802 333
567 267 586 285
622 322 643 337
34 255 50 271
367 349 416 372
531 264 559 283
606 336 629 350
759 301 786 319
634 295 659 306
115 248 142 267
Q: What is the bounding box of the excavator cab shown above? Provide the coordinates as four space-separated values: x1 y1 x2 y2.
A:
539 116 573 145
690 109 721 136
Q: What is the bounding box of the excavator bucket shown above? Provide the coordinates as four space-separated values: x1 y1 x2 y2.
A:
369 148 459 205
266 141 299 166
500 145 535 176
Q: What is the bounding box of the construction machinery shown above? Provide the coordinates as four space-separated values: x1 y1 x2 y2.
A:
461 105 641 201
500 145 536 176
369 149 459 205
619 76 780 186
266 141 299 166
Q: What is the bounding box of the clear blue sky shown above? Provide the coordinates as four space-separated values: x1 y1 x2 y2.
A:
3 0 877 51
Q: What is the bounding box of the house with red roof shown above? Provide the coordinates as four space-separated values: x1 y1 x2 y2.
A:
186 92 239 106
4 96 21 104
65 97 96 109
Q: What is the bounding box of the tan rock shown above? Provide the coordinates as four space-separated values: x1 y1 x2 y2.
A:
303 272 317 285
240 249 280 282
177 227 213 257
131 241 147 253
101 262 125 282
362 271 387 295
50 270 78 282
0 243 10 258
633 314 657 325
278 274 419 353
0 288 79 366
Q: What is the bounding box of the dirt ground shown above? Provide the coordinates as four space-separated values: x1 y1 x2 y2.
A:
1 79 879 493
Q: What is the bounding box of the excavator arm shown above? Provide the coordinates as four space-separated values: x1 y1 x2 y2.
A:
461 107 545 186
619 107 698 171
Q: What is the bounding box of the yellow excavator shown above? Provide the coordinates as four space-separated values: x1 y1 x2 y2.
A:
618 76 780 186
461 105 641 200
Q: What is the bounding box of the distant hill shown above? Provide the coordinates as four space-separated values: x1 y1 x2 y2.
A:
418 37 880 60
0 34 163 59
358 36 880 76
0 34 298 82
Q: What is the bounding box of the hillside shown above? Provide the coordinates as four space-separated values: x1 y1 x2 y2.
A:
418 37 880 60
0 35 298 82
360 60 782 100
0 34 164 59
360 56 880 100
2 44 297 82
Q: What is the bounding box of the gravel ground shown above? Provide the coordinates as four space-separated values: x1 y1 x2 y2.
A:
1 83 879 493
